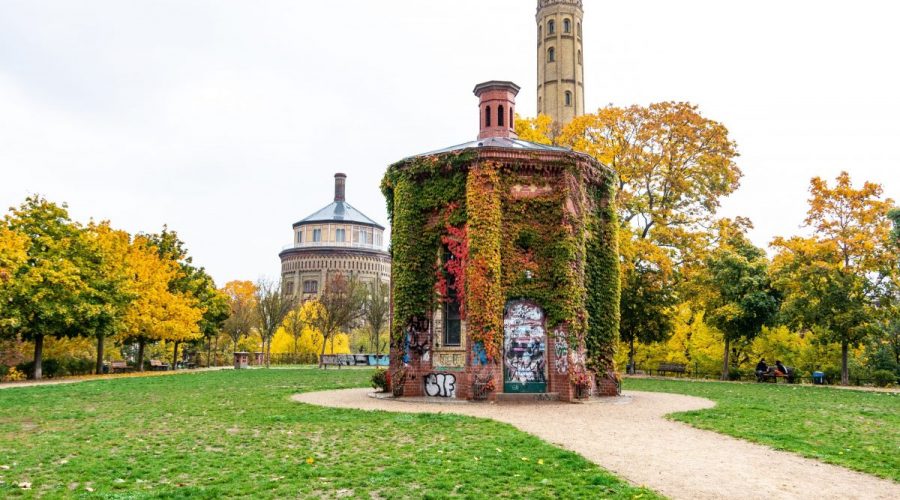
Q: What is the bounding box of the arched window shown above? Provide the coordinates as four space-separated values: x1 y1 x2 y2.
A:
565 91 572 106
485 106 491 127
577 22 582 37
547 46 555 62
498 105 505 126
510 108 514 127
578 50 582 64
548 20 555 35
538 96 542 113
564 19 571 33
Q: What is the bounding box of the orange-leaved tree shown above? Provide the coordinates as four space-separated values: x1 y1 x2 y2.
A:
772 172 894 385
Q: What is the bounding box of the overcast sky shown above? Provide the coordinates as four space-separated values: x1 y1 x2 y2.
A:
1 0 898 286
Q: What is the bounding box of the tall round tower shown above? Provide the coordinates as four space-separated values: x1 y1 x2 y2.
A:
536 0 584 126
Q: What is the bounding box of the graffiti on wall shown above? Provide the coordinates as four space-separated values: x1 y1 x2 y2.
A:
321 354 389 366
472 341 489 366
553 329 569 374
424 372 457 398
434 352 465 371
503 301 547 386
398 316 432 364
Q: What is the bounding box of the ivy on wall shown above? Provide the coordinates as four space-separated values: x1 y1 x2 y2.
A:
381 151 473 339
465 163 503 360
585 180 621 371
382 148 620 372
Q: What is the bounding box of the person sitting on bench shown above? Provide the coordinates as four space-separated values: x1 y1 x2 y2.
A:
755 359 769 379
774 360 788 377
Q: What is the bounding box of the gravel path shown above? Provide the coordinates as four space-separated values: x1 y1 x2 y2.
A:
293 388 900 500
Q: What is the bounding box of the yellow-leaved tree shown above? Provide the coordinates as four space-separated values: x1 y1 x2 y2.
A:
123 236 203 371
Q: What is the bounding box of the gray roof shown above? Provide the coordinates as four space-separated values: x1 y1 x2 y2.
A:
411 137 571 158
294 201 385 230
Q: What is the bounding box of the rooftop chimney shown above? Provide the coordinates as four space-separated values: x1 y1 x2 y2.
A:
473 81 520 140
334 173 346 202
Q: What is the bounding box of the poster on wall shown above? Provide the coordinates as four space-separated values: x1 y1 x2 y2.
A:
503 300 547 393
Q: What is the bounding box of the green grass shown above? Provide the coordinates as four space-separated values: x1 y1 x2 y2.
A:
624 377 900 481
0 369 659 499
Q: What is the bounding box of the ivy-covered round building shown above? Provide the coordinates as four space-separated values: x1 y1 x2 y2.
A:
381 81 620 401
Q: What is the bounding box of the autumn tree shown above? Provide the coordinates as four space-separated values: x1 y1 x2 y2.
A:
145 227 227 368
890 208 900 247
254 279 294 368
123 236 203 371
81 222 135 374
704 233 779 379
282 302 309 356
222 280 256 353
0 197 106 379
618 237 676 372
361 280 390 354
772 172 894 385
313 273 365 368
535 103 740 360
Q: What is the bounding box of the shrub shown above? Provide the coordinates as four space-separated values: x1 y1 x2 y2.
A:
371 368 388 392
1 367 26 382
871 369 898 388
16 357 94 379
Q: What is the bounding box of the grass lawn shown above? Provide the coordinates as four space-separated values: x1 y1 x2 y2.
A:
624 377 900 481
0 369 659 499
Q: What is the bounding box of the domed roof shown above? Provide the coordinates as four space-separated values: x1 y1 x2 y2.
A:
294 200 384 230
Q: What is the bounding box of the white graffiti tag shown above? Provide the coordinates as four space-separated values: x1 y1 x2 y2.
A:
424 373 457 398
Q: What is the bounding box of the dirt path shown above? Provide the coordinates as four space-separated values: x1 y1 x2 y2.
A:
0 366 232 390
293 388 900 500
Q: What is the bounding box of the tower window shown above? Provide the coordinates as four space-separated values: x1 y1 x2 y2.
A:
547 46 555 62
498 105 505 126
565 91 572 106
538 96 542 113
578 22 582 37
312 228 322 242
578 50 582 64
547 20 555 35
510 108 514 128
303 280 318 294
564 19 571 33
336 228 345 242
485 106 491 127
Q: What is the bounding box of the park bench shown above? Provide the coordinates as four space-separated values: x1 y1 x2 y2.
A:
149 359 169 371
109 361 130 374
757 367 796 384
657 363 687 377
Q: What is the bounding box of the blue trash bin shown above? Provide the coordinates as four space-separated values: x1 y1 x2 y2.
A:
812 371 825 385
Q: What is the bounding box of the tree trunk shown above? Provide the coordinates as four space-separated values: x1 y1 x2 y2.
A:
206 336 212 368
265 337 272 368
721 337 730 381
33 334 44 380
172 341 180 370
841 341 849 386
628 336 636 374
95 333 105 375
136 338 146 372
319 334 329 369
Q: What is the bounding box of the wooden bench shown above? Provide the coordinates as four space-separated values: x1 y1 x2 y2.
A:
109 361 130 374
657 363 687 377
149 359 169 371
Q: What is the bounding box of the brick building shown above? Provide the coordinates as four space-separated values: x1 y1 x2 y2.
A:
279 174 390 299
383 82 619 402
